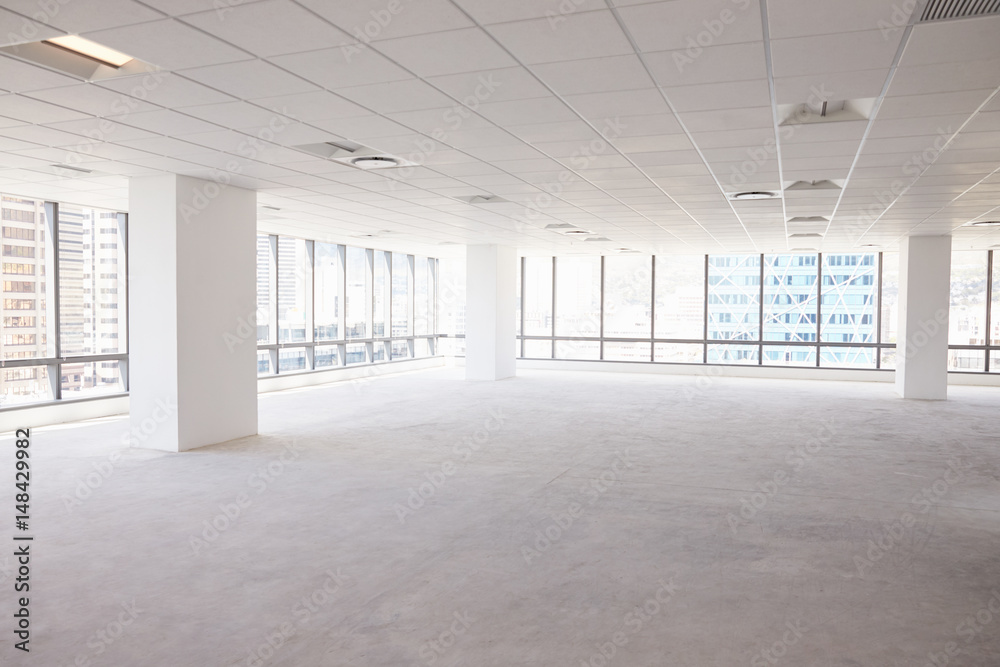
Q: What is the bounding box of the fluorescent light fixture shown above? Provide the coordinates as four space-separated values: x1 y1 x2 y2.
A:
44 35 132 68
563 229 592 235
967 220 1000 227
351 156 400 169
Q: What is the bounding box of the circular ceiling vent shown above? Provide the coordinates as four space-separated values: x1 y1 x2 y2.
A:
732 191 777 200
351 156 399 169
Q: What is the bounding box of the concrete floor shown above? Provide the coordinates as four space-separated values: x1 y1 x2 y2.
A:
2 367 1000 666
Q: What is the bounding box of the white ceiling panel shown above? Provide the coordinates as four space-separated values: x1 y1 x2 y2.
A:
616 0 763 53
179 60 317 100
374 28 517 77
84 19 252 70
487 10 632 65
271 45 411 89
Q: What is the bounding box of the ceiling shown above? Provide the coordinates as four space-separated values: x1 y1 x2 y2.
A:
0 0 999 257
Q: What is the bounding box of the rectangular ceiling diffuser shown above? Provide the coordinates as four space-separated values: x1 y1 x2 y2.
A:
920 0 1000 21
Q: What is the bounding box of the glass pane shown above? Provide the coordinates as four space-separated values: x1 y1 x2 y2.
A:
880 253 898 344
315 346 338 369
438 256 465 337
992 253 999 346
277 237 308 343
257 350 272 376
59 204 125 355
373 250 390 337
345 343 367 364
655 255 704 340
603 341 650 361
439 337 465 357
372 341 387 362
948 348 984 372
949 250 988 346
515 257 521 336
256 234 273 344
555 256 600 336
61 360 124 397
278 348 306 372
763 254 817 343
821 253 877 344
414 256 430 335
555 339 599 360
655 342 702 363
762 344 816 366
391 340 410 360
2 195 54 362
881 347 897 370
414 337 429 357
1 365 52 406
707 343 758 364
990 350 1000 373
603 255 651 337
707 255 760 341
392 253 410 337
523 257 552 336
314 242 342 341
820 346 877 369
345 246 369 339
523 339 552 358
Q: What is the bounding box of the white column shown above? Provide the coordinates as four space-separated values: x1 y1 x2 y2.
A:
465 245 516 381
128 175 258 451
895 235 951 400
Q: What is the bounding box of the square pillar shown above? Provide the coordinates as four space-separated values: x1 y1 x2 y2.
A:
895 236 951 400
128 175 258 451
466 245 516 381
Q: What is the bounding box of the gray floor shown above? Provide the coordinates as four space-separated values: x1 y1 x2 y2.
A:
2 367 1000 666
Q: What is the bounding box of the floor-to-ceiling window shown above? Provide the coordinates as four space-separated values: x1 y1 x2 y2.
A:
255 235 440 376
0 195 128 407
948 250 997 372
518 252 897 370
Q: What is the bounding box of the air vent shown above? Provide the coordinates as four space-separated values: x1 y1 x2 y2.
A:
788 233 824 239
456 195 508 205
294 141 417 170
583 236 612 242
787 216 829 223
778 98 875 125
544 223 578 230
920 0 1000 21
785 181 841 191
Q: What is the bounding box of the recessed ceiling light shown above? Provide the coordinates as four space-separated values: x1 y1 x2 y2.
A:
967 220 1000 227
44 35 132 68
351 156 399 169
563 229 592 235
732 191 777 200
261 205 281 211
